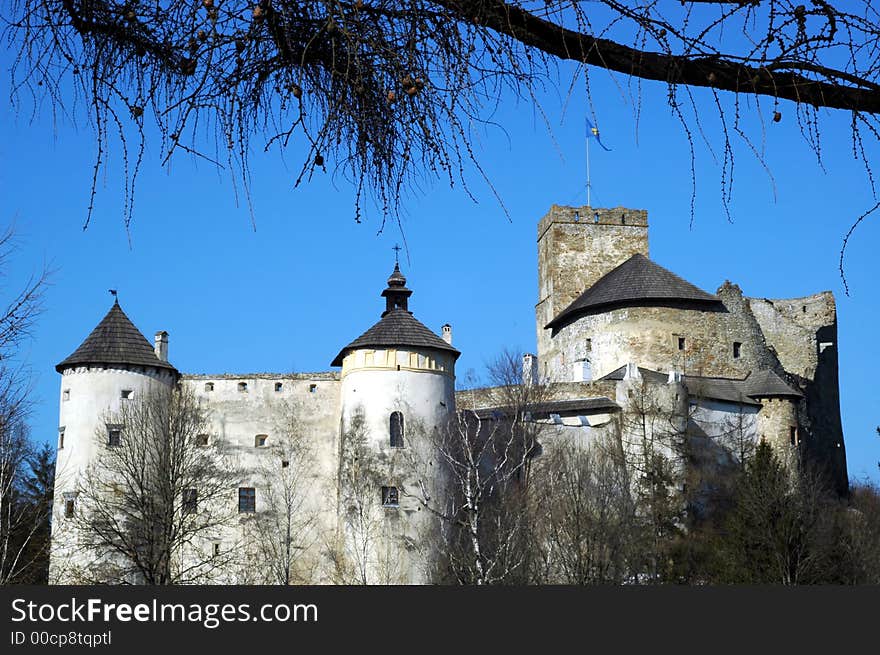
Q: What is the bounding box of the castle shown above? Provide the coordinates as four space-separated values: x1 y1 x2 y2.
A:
48 205 847 584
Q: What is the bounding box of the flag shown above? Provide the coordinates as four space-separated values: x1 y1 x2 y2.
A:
586 116 611 151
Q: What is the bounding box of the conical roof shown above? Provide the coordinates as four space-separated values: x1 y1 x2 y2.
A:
331 309 459 366
56 301 176 373
547 254 723 329
331 265 459 367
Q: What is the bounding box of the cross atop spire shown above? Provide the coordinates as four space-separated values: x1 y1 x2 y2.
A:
392 243 402 265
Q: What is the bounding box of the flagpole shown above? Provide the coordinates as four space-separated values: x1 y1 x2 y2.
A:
586 120 591 208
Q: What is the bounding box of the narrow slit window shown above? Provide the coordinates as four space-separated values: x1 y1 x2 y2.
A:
790 427 799 446
62 389 70 401
678 336 686 351
64 498 75 518
733 342 742 359
213 543 221 557
58 427 65 449
390 412 405 448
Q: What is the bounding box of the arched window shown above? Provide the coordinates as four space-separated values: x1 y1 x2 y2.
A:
390 412 404 448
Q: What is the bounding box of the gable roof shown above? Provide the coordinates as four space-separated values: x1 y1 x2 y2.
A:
331 309 460 367
744 369 803 399
546 254 723 329
56 301 177 373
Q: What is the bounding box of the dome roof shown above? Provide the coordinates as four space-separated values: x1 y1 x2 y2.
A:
547 254 723 329
56 301 177 373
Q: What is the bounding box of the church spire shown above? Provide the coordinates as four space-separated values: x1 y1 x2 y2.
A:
381 261 413 316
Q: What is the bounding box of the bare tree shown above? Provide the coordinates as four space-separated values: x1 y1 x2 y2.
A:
527 434 637 585
69 385 242 584
404 350 548 584
243 403 320 584
330 410 408 584
0 225 51 585
6 3 878 231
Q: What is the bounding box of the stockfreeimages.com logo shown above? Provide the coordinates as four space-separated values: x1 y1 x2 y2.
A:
11 598 318 630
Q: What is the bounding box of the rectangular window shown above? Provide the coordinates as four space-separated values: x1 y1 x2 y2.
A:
255 434 268 448
205 382 214 392
238 487 256 513
64 499 75 518
121 389 133 399
58 427 65 449
274 382 283 392
281 460 290 469
790 427 799 446
213 543 221 557
309 384 317 393
381 486 399 508
733 342 742 359
62 389 70 401
196 434 209 447
107 426 122 447
182 488 198 514
678 336 686 351
238 382 248 393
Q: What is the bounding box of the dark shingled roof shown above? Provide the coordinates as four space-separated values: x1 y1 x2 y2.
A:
56 301 177 373
547 254 723 329
599 365 801 404
744 369 803 399
473 396 619 420
331 309 460 367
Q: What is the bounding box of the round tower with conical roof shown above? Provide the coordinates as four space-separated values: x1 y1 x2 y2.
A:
332 264 458 583
50 299 177 582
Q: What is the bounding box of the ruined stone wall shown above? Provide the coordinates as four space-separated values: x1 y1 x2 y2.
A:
749 292 846 492
536 205 649 363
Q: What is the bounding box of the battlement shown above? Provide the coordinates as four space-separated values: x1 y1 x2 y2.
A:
538 205 649 240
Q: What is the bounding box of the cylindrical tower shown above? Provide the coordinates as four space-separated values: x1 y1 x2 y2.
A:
50 299 177 583
331 264 459 583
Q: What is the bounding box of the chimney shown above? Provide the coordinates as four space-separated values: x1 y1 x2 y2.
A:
522 353 538 386
154 331 169 362
441 323 452 345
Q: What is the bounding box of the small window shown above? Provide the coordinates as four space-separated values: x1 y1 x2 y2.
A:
62 389 70 401
281 460 290 469
58 427 65 449
790 427 799 447
121 389 133 399
205 382 214 392
212 543 221 557
309 384 317 393
275 382 283 392
390 411 405 448
255 434 268 448
182 488 198 514
381 486 399 508
238 382 248 393
239 487 256 513
585 338 592 351
107 427 122 447
64 498 75 518
677 336 686 351
733 342 742 359
196 434 209 447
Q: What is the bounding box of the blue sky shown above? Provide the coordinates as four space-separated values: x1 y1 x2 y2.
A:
2 56 878 484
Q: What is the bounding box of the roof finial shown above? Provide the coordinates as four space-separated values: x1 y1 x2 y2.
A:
109 289 118 305
392 243 402 266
